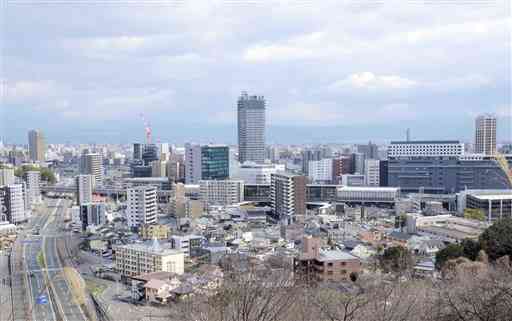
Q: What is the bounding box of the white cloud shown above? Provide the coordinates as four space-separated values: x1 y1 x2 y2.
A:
329 72 418 91
3 79 59 103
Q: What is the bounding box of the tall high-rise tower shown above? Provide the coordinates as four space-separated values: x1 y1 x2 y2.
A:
79 152 103 185
237 92 266 164
475 114 496 155
28 129 46 162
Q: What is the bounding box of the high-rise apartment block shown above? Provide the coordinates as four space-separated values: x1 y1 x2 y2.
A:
475 114 497 155
364 159 380 187
199 179 244 207
237 92 266 164
2 184 26 224
126 186 157 228
301 149 323 175
79 152 103 185
24 171 41 206
185 143 229 184
76 174 94 205
28 129 46 162
270 172 306 223
308 159 333 183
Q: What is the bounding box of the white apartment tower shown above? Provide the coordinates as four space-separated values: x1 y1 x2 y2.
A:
28 129 46 162
126 186 157 228
237 92 266 164
76 174 94 205
364 159 381 187
475 114 497 155
185 143 202 184
308 159 333 183
79 152 103 185
2 184 26 224
24 171 41 206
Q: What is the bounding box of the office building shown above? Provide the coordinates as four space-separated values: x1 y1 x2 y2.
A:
308 159 333 183
151 160 167 177
237 92 266 164
113 242 185 277
341 174 365 187
364 159 380 186
0 168 15 186
76 174 94 205
79 152 103 185
142 144 159 166
2 184 26 224
235 162 285 185
379 160 389 187
301 149 323 175
357 141 379 160
388 140 464 158
199 180 244 207
475 114 496 155
351 153 366 175
185 143 229 184
388 151 511 194
336 186 400 204
458 189 512 222
332 156 353 183
126 186 157 228
28 129 45 162
270 172 306 223
24 171 41 206
79 202 106 231
133 143 144 160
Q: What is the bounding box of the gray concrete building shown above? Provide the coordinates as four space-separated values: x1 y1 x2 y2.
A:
475 114 496 155
237 92 266 164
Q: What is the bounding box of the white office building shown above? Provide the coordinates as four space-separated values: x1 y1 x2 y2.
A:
199 180 244 207
337 186 400 204
235 162 285 185
364 159 380 187
388 141 465 158
76 174 94 205
308 159 333 183
126 186 157 228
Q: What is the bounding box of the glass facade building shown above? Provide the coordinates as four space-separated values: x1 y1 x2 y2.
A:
201 145 229 180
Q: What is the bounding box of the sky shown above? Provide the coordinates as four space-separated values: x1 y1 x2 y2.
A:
1 0 511 145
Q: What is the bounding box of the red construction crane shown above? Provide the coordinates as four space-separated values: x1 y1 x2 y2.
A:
139 113 152 144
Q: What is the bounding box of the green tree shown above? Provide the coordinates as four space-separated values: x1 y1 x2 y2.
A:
461 239 481 261
464 208 486 221
15 165 56 184
435 243 464 270
379 246 414 274
479 218 512 261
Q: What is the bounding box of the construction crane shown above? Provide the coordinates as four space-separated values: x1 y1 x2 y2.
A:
139 113 152 144
494 153 512 187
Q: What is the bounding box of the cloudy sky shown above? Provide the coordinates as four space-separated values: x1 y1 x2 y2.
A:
1 0 510 144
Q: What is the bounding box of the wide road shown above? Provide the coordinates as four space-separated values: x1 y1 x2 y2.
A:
23 200 57 321
43 201 87 321
22 198 87 321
